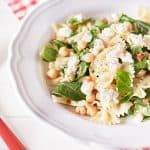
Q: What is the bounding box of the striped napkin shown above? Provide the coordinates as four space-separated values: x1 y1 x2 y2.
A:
4 0 38 19
3 0 150 150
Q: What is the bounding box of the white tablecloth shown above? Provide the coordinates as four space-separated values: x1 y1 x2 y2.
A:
0 1 109 150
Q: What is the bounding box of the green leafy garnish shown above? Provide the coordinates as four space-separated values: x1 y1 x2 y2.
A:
50 40 68 49
52 81 85 101
119 14 150 34
130 46 143 56
145 88 150 99
95 20 109 30
116 70 133 102
40 46 57 62
71 41 80 53
135 104 150 116
134 59 148 72
76 62 89 80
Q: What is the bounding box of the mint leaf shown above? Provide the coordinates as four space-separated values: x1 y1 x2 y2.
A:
41 46 57 62
52 81 85 101
76 62 89 80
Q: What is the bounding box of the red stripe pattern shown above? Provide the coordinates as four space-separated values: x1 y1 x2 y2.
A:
4 0 38 19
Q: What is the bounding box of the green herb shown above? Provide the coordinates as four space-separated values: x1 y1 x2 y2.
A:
116 70 133 102
119 14 150 34
70 31 78 37
52 81 85 101
145 88 150 99
71 41 80 54
40 46 57 62
50 40 68 49
135 104 150 116
134 59 148 72
143 116 150 121
130 46 143 56
116 70 132 94
95 20 109 30
76 62 89 80
69 17 91 26
90 28 97 39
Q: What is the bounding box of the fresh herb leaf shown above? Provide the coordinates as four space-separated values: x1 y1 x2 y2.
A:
76 62 89 80
71 41 80 53
130 46 143 56
41 46 57 62
95 20 109 30
50 40 68 49
119 14 150 34
145 88 150 99
90 28 97 39
134 59 148 72
69 18 91 26
52 81 86 101
135 104 150 116
116 70 132 94
120 90 133 102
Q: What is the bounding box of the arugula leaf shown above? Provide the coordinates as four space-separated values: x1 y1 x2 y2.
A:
41 46 57 62
116 70 132 94
95 20 109 30
52 81 85 101
76 62 89 80
119 14 150 34
134 59 148 72
145 88 150 99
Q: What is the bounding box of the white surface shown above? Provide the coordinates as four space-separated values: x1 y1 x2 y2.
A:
0 1 107 150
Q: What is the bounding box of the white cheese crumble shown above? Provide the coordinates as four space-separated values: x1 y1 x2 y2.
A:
81 80 94 96
82 31 92 42
121 52 134 63
143 35 150 50
90 39 104 55
100 28 115 40
126 33 144 47
57 26 72 38
73 14 83 22
64 56 79 81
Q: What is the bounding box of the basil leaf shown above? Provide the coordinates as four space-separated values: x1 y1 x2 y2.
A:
116 70 132 94
134 59 148 72
52 81 86 101
41 46 57 62
76 62 89 80
119 14 150 34
145 88 150 99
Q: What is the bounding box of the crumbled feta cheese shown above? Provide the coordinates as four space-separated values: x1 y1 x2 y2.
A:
73 14 83 22
143 35 150 50
81 80 94 96
107 58 120 73
57 26 72 38
126 33 144 47
90 39 104 55
121 52 134 63
111 14 120 23
82 31 92 42
100 28 115 40
99 88 119 108
111 22 130 35
64 56 79 81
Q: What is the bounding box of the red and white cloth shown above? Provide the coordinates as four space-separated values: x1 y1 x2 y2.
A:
4 0 38 19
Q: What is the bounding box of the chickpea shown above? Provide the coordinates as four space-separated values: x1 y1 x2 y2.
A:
83 53 95 63
78 40 87 50
126 22 133 32
87 22 93 30
85 101 98 116
47 69 60 79
86 93 96 103
143 98 149 104
75 106 86 115
59 47 71 57
86 106 97 116
136 70 146 78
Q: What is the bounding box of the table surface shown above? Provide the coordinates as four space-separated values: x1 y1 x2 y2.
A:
0 1 109 150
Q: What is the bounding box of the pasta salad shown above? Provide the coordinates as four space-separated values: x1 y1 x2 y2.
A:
40 13 150 124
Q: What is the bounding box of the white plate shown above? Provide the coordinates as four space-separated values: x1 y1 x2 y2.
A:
9 0 150 148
